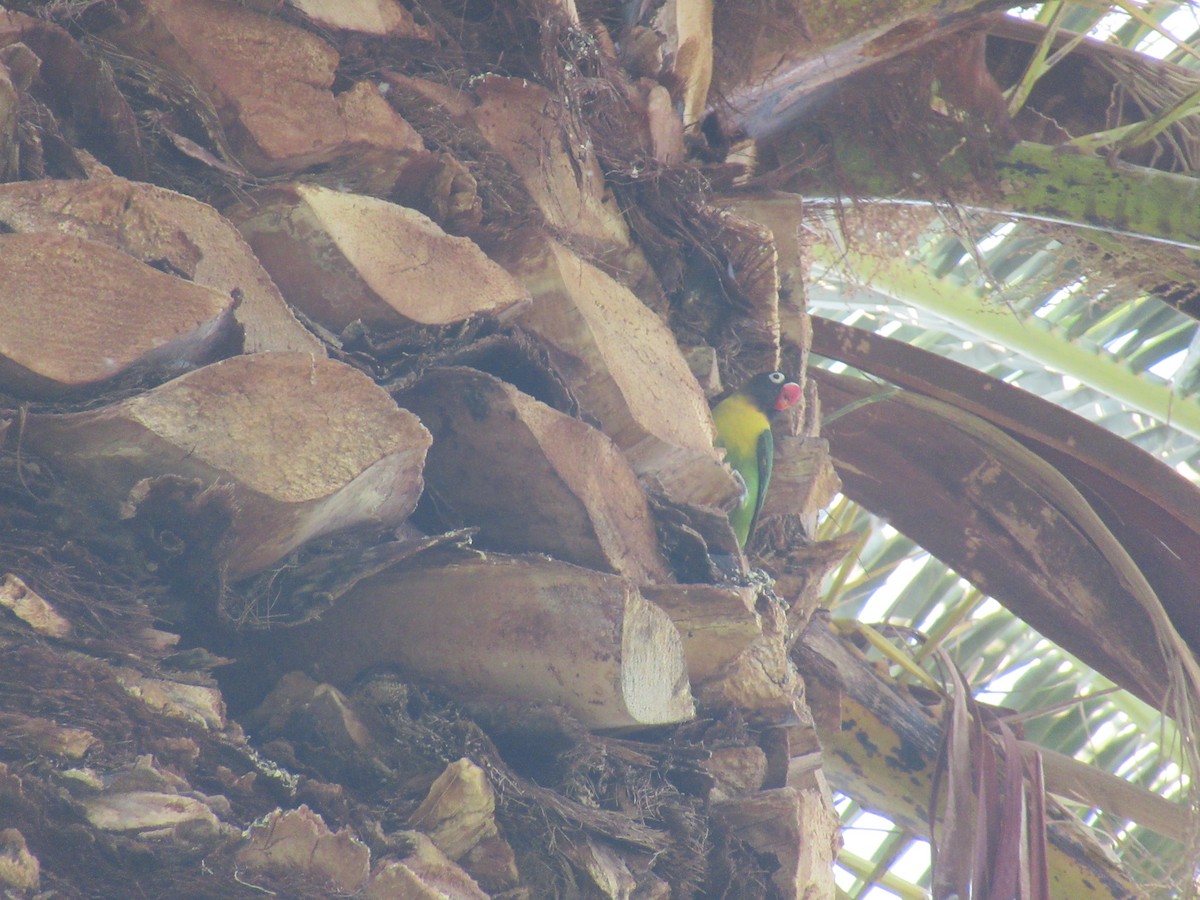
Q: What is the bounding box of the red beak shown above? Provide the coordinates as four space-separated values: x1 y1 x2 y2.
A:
774 382 802 411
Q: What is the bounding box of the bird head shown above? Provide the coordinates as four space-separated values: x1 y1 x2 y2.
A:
745 371 802 417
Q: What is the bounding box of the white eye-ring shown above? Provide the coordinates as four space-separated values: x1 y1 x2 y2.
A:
769 371 785 383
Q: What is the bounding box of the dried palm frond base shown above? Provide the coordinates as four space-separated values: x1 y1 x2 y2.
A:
0 444 790 897
247 674 737 897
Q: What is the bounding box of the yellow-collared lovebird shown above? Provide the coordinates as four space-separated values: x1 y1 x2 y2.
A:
712 371 803 550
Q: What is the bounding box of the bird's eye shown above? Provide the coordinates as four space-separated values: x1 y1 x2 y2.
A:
768 372 785 383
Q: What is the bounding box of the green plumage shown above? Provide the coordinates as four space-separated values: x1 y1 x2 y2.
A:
712 372 796 550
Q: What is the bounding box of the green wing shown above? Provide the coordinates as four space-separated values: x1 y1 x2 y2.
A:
745 426 774 548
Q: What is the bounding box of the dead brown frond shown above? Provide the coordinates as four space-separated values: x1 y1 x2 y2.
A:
345 679 714 896
90 40 261 205
381 74 539 239
929 649 1050 899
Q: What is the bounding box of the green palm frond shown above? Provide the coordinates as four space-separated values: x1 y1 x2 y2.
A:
810 156 1199 900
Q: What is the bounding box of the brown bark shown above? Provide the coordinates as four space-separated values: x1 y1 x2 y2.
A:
0 0 862 895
